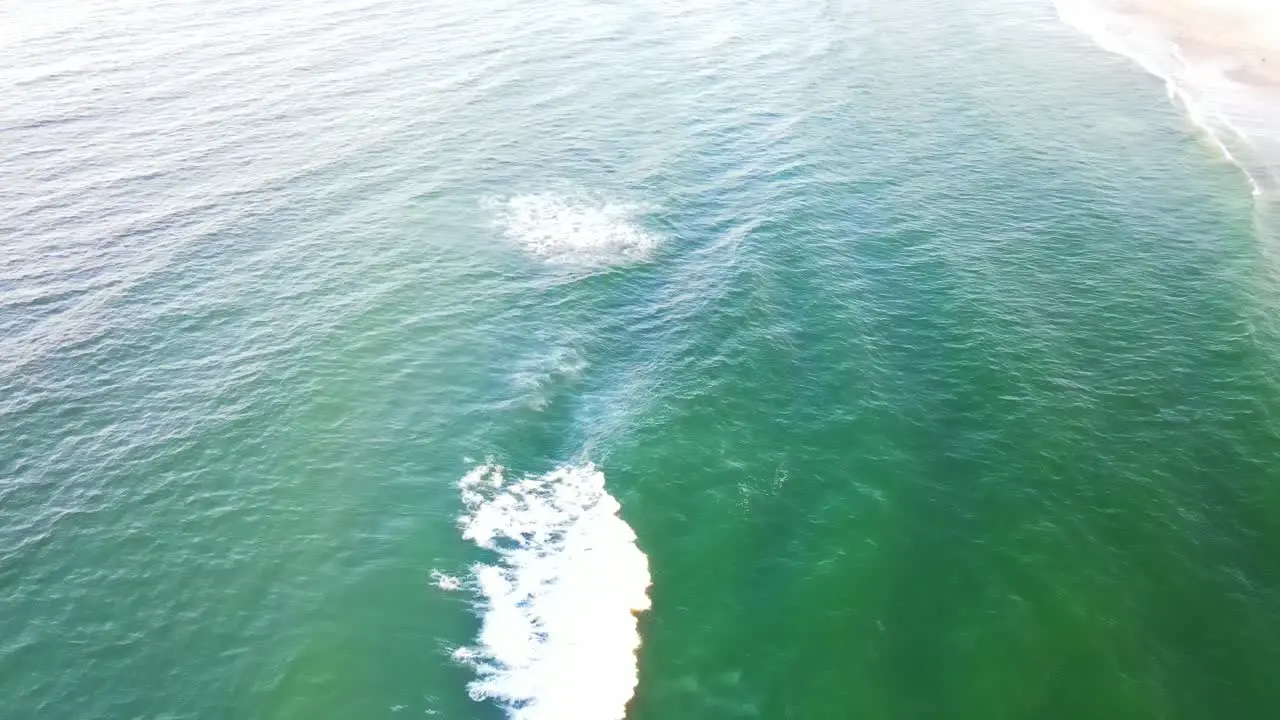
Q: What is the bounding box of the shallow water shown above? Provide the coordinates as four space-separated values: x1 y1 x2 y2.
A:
4 0 1280 718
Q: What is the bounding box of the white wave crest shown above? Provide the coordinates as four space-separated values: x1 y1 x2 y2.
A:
494 193 660 266
451 462 652 720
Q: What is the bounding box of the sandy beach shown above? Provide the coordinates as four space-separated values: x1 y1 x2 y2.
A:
1057 0 1280 194
1106 0 1280 86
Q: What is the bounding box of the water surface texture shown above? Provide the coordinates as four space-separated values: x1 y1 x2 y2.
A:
5 0 1280 718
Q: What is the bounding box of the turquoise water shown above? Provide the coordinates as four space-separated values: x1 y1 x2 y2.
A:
5 0 1280 718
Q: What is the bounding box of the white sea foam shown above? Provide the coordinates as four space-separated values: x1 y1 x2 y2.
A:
431 569 462 591
493 193 661 266
450 462 651 720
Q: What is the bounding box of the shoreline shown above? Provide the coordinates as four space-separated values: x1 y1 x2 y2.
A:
1054 0 1280 197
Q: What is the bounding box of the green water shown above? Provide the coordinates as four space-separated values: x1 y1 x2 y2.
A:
4 0 1280 718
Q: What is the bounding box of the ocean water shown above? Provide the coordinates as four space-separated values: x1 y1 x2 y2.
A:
4 0 1280 718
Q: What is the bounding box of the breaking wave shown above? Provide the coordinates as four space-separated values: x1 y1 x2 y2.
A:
448 462 651 720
